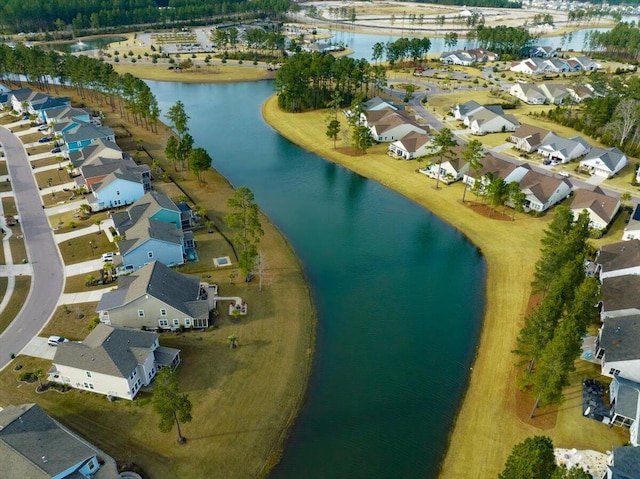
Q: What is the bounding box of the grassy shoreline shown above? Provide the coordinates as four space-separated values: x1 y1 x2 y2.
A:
261 96 626 478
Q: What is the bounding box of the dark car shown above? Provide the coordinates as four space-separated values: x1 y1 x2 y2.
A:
38 137 51 143
542 159 552 165
50 147 61 154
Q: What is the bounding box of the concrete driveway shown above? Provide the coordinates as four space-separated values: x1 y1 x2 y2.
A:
0 126 64 369
21 336 56 360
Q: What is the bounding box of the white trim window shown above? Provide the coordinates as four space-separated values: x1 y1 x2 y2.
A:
158 319 169 327
160 308 167 316
172 318 180 327
137 309 145 317
184 318 192 327
147 251 154 258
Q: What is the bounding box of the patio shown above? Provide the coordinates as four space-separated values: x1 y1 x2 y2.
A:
582 378 612 424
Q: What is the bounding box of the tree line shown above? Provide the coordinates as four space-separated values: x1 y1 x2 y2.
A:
0 43 160 132
371 37 432 67
0 0 290 34
513 207 598 418
542 72 640 158
467 25 538 58
587 22 640 61
275 52 385 112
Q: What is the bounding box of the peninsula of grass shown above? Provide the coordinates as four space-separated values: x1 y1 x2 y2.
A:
0 83 315 479
262 96 627 478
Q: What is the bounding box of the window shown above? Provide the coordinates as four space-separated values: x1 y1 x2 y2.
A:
173 319 180 327
116 190 120 195
88 461 96 471
160 308 167 316
184 318 191 327
86 371 92 378
137 309 144 317
147 251 154 258
158 319 169 327
610 368 621 376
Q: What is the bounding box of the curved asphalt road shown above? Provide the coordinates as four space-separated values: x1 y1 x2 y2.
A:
0 126 64 370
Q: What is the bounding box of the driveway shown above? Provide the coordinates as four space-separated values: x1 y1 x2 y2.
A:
20 336 56 360
0 126 64 370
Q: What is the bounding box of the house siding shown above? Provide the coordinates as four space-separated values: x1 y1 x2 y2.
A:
51 364 134 399
101 294 194 330
122 238 184 271
92 180 145 211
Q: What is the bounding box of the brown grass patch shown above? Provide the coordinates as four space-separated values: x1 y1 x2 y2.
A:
113 63 273 83
40 303 99 341
0 276 31 334
58 231 114 264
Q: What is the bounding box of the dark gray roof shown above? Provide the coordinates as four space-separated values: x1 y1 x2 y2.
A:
609 445 640 479
582 146 626 172
97 261 208 319
53 323 158 377
613 377 640 420
598 240 640 274
112 191 179 235
456 100 482 117
63 121 114 143
117 217 183 256
600 315 640 362
0 403 96 478
602 275 640 314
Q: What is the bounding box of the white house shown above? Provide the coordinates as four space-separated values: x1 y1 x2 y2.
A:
596 315 640 383
388 131 432 160
439 49 498 66
0 403 120 478
623 204 640 241
48 323 181 400
86 169 150 212
596 239 640 281
600 275 640 321
579 147 628 178
465 106 519 135
365 109 427 142
452 100 482 121
419 146 469 184
362 96 398 113
538 83 571 105
462 154 529 192
508 124 552 152
509 83 546 104
570 187 621 230
537 134 591 163
518 170 572 212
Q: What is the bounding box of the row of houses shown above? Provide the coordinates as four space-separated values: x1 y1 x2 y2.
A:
509 81 596 105
510 55 601 75
439 48 499 66
509 123 628 178
452 100 520 135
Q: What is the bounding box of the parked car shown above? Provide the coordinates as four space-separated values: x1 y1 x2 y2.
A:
47 335 69 346
542 159 552 165
37 124 49 131
38 137 51 143
50 147 61 154
559 171 570 178
102 252 116 262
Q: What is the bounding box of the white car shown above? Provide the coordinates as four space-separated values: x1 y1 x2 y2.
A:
37 124 49 131
47 335 69 346
102 252 116 262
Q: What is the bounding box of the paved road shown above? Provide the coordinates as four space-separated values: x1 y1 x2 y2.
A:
0 126 64 370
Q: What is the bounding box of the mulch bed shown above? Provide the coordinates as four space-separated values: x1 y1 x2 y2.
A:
463 201 514 221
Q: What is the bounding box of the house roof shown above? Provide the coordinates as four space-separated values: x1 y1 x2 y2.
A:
602 275 640 314
516 83 546 99
612 377 640 421
539 133 589 157
609 445 640 478
53 323 159 377
44 106 89 122
519 170 566 204
112 191 180 233
468 153 519 180
455 100 482 118
117 217 183 256
626 204 640 233
570 187 620 224
393 131 431 153
599 314 640 362
362 96 397 112
91 168 147 196
0 403 97 478
97 261 209 319
367 109 425 135
581 147 627 172
63 121 114 144
598 240 640 275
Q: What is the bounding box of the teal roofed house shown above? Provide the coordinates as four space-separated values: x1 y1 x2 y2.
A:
62 121 115 153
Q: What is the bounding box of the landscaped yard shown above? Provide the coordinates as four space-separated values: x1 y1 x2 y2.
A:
35 169 74 189
39 302 99 341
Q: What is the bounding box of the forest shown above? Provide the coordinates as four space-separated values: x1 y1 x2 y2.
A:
0 44 160 131
0 0 290 33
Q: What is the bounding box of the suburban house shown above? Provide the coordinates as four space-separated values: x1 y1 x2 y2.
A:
538 83 571 105
362 96 399 112
537 133 591 163
568 84 595 103
61 121 115 153
388 131 433 160
364 108 427 142
596 240 640 281
419 146 469 184
176 201 195 229
517 170 571 212
607 377 640 443
508 124 552 153
510 57 570 75
439 48 498 66
600 275 640 321
570 186 621 230
97 261 216 330
8 88 70 116
596 315 640 383
462 153 529 191
48 323 181 400
603 445 640 477
579 147 628 178
0 403 120 478
528 45 558 58
112 192 195 271
569 55 601 71
43 106 91 127
85 167 152 212
69 138 125 171
623 204 640 241
509 83 546 104
452 100 482 121
453 101 519 135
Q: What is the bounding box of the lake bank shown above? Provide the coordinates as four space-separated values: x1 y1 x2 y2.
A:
261 95 626 478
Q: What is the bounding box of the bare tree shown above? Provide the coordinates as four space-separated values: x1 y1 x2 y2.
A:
608 99 640 146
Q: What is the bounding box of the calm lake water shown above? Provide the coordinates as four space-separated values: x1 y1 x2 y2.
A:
44 36 126 53
148 79 485 478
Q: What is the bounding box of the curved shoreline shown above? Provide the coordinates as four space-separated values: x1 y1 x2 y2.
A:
260 95 624 477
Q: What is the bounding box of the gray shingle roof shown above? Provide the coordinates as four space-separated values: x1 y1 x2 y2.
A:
600 314 640 362
97 261 208 319
582 147 626 172
598 240 640 274
63 121 114 143
609 445 640 478
0 403 97 478
53 323 158 378
112 191 180 234
602 275 640 314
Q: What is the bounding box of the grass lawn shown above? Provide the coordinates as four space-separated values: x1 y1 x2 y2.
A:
64 271 114 294
48 207 105 232
0 276 31 334
35 169 73 189
113 63 272 83
2 196 17 216
39 303 99 341
0 180 12 194
21 132 45 144
42 188 81 208
0 84 315 479
58 231 114 265
262 97 627 479
0 162 7 175
31 156 65 169
26 144 55 156
8 224 27 264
